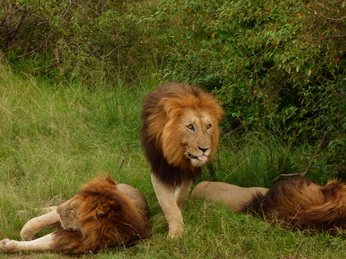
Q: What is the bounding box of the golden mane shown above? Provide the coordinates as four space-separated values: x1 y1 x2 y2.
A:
52 176 151 253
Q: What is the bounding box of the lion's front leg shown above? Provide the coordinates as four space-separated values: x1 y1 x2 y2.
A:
0 233 54 252
20 210 60 241
151 174 184 238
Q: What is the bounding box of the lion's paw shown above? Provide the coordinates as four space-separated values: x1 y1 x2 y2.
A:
0 239 9 251
20 229 35 241
168 225 184 238
0 239 20 252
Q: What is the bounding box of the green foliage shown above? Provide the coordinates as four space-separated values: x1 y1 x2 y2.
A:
143 0 345 178
0 0 344 177
0 0 153 84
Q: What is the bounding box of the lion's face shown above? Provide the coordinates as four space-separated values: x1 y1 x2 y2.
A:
56 196 82 231
161 107 220 169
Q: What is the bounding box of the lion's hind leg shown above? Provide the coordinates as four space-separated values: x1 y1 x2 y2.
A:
20 210 60 241
191 181 268 212
175 180 193 210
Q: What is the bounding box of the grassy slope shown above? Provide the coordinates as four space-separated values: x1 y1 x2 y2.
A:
0 64 345 258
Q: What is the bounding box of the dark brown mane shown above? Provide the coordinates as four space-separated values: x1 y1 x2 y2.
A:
140 134 202 186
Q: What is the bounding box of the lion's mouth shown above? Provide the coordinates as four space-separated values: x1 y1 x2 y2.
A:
188 154 208 161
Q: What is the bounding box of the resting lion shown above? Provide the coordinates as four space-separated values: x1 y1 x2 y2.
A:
141 82 224 237
192 178 346 235
0 176 151 253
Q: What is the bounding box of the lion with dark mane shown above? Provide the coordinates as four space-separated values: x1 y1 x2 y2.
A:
141 82 224 237
0 176 151 254
192 178 346 235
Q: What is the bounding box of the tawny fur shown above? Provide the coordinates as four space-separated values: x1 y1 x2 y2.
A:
191 181 268 212
192 178 346 235
141 82 224 237
0 176 151 254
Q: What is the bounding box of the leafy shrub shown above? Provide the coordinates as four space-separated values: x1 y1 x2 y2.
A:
0 0 153 84
143 0 345 178
0 0 344 178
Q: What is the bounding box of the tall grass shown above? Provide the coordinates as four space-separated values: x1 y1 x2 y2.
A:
0 63 345 258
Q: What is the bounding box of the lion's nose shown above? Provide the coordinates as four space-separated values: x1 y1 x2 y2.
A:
198 147 209 153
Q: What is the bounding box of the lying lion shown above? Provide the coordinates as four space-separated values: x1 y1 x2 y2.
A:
0 176 151 254
192 178 346 235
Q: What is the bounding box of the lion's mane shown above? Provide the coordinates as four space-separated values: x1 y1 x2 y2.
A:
245 178 346 234
141 82 224 186
52 177 151 253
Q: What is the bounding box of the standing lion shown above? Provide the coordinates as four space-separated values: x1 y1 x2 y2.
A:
141 82 224 237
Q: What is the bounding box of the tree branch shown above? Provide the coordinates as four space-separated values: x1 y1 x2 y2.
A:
271 131 329 182
16 33 52 59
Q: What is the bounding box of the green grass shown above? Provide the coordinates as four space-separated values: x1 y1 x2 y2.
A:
0 63 345 258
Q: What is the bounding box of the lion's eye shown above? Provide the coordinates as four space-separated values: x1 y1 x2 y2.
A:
207 124 212 130
187 124 195 131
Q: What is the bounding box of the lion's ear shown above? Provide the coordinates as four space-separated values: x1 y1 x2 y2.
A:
94 199 122 218
105 176 116 186
94 204 113 217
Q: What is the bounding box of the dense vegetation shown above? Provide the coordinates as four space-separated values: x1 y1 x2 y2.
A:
1 0 344 180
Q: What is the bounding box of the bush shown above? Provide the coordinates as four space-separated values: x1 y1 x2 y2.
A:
0 0 153 84
143 0 345 178
1 0 344 178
